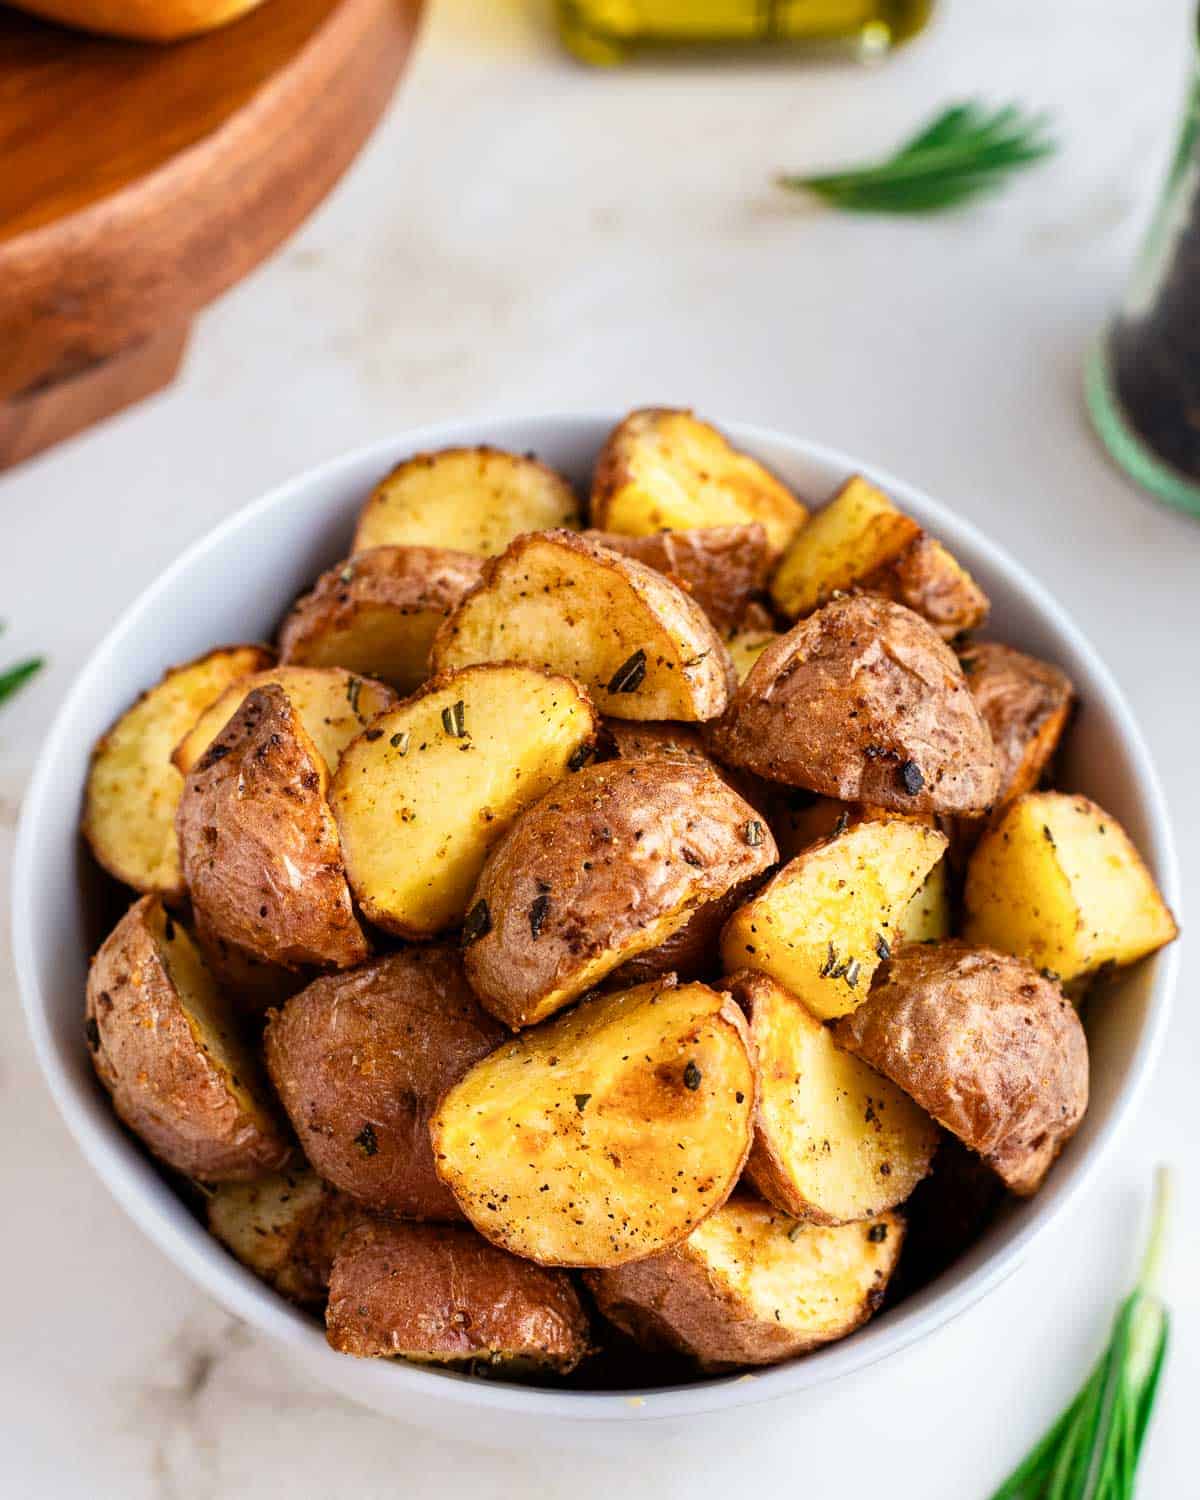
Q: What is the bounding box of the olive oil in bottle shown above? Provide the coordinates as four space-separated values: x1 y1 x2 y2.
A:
556 0 934 64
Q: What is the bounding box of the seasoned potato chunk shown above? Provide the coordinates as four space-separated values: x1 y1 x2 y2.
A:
464 759 778 1028
963 792 1177 981
766 796 951 945
82 644 273 899
85 896 293 1181
264 950 505 1219
431 979 756 1267
177 686 368 970
730 971 937 1224
326 1218 590 1373
330 664 597 938
587 1194 903 1371
583 524 770 632
958 642 1074 806
770 474 920 617
770 474 987 638
431 530 733 723
707 594 1000 816
173 665 395 777
353 446 581 557
207 1168 354 1306
721 818 947 1020
278 547 483 693
862 535 989 640
834 942 1089 1195
591 408 808 555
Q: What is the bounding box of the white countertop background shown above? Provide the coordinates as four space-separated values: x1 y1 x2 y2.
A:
3 1 1198 1493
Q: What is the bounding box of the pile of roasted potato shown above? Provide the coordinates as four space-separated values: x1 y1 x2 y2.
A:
80 410 1177 1383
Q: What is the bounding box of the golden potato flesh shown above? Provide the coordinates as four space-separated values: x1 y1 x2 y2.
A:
726 624 779 681
730 971 937 1224
591 408 808 555
330 663 597 938
177 686 368 971
326 1218 590 1373
173 665 395 778
586 1193 904 1371
207 1168 354 1306
464 758 778 1029
353 446 581 557
82 644 273 899
962 792 1177 981
431 530 733 723
770 475 921 618
707 594 1000 816
721 818 947 1020
834 941 1089 1195
431 979 756 1267
277 546 483 694
85 896 293 1181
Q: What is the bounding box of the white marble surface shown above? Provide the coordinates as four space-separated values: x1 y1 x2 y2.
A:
3 0 1198 1493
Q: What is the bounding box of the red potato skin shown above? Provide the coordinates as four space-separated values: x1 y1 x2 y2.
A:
834 941 1088 1195
326 1218 590 1371
706 594 1000 817
584 525 771 632
464 759 778 1029
958 640 1075 806
264 949 506 1219
85 896 293 1181
176 685 369 971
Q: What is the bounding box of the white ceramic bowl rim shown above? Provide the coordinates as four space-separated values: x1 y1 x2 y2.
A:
12 412 1181 1424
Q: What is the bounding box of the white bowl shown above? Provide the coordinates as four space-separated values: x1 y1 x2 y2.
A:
13 414 1181 1439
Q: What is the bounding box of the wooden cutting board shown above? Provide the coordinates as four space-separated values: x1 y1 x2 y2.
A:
0 0 423 470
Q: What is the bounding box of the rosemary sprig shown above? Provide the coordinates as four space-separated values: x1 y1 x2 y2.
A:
989 1168 1171 1500
0 622 44 709
779 102 1055 215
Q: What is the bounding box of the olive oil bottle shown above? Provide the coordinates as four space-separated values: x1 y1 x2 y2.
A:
556 0 934 64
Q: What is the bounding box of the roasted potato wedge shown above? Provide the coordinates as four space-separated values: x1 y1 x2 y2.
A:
770 474 988 637
604 884 747 990
729 971 938 1224
431 978 756 1267
959 641 1075 806
464 759 777 1028
583 524 771 632
330 663 598 938
207 1168 354 1306
173 664 395 778
586 1194 903 1371
85 896 293 1180
591 408 808 555
721 817 947 1021
707 594 1000 816
326 1218 590 1373
177 686 369 970
962 792 1178 981
834 941 1089 1195
264 949 506 1219
192 924 308 1018
82 644 274 899
277 547 483 693
765 796 951 945
861 534 989 640
431 530 733 723
353 446 581 557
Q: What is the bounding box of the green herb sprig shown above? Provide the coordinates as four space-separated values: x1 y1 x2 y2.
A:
0 621 44 709
989 1167 1171 1500
779 102 1055 216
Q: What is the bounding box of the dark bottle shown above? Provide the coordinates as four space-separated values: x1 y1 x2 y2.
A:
1087 19 1200 517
